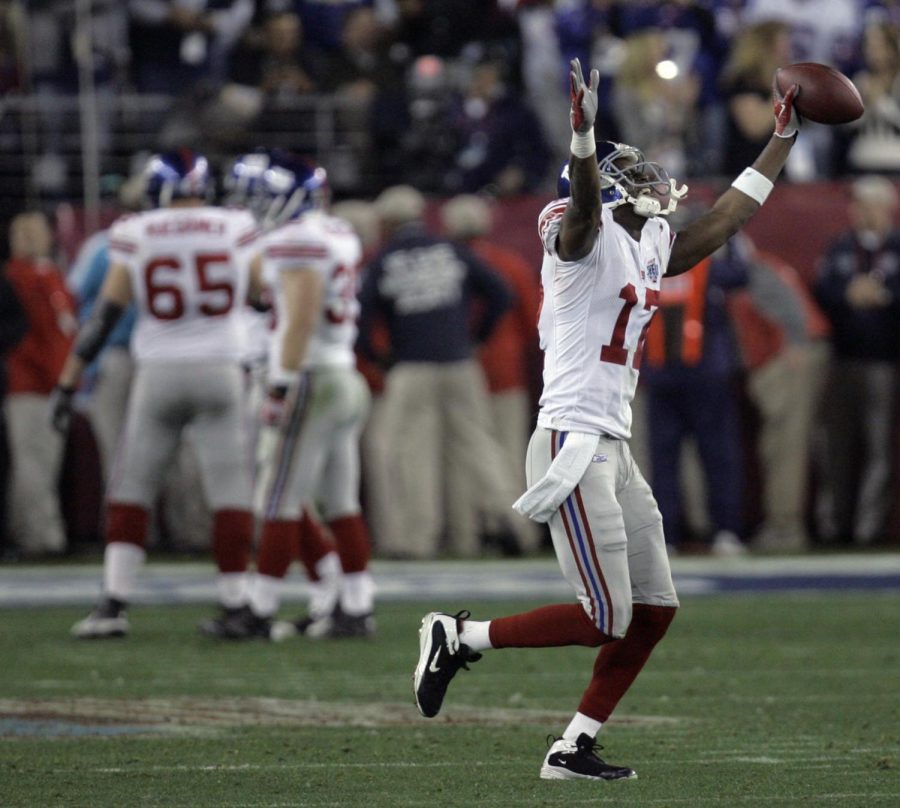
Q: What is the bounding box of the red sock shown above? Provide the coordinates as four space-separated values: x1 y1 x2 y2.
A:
257 519 299 579
105 503 149 549
212 509 253 573
296 510 336 582
328 513 370 574
488 603 610 648
578 604 677 721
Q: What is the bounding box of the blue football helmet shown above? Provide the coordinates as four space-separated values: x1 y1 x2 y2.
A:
557 141 688 217
143 149 213 208
223 151 271 215
226 149 328 228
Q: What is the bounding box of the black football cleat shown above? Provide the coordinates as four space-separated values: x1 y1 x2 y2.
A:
540 733 637 781
413 610 481 718
71 597 130 639
198 605 272 640
327 608 376 639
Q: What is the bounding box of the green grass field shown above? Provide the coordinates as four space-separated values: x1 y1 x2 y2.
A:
1 594 898 807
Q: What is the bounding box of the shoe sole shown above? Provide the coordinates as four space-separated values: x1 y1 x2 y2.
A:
71 621 129 639
413 613 442 717
539 764 637 781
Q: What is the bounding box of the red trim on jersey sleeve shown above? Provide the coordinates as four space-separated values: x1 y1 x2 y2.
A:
538 201 567 249
109 238 137 254
266 242 329 260
236 227 262 247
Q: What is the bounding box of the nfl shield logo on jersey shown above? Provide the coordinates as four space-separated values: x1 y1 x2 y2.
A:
645 260 659 283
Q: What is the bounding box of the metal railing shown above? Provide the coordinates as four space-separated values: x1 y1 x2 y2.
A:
0 91 377 228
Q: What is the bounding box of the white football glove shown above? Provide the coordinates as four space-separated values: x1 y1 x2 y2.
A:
569 58 599 135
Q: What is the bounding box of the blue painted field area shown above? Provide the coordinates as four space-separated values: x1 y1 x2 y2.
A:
1 553 898 608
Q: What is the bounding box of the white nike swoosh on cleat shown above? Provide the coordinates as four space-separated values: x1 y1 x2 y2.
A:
428 648 441 673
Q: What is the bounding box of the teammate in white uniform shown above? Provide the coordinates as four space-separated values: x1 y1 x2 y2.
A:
219 151 375 640
413 59 802 779
51 150 260 639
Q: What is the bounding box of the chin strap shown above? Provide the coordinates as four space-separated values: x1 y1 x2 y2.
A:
630 179 689 218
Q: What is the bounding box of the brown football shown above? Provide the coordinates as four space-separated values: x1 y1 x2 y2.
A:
774 62 864 124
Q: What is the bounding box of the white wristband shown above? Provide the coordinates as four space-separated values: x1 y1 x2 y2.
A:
731 167 773 205
570 130 596 159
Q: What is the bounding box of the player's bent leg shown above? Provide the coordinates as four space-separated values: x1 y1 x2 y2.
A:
577 603 676 722
545 603 675 778
523 436 652 779
573 458 679 725
488 603 609 648
416 601 613 717
413 611 482 718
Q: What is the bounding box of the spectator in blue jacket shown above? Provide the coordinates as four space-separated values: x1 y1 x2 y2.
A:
445 59 552 196
637 235 751 556
356 185 514 558
813 176 900 546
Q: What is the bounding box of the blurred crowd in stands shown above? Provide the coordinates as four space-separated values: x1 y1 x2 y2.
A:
1 0 899 200
1 0 900 562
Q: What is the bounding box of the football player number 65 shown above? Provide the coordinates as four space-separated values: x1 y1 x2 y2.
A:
144 253 234 319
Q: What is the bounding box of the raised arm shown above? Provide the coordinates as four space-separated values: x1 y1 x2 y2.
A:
667 83 800 276
558 58 602 262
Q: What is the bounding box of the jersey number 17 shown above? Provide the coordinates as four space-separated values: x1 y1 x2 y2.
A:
600 283 659 370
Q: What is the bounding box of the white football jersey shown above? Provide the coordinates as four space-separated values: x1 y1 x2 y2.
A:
262 210 362 372
536 200 675 439
108 206 258 362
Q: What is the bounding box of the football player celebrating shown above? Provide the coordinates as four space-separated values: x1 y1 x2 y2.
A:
52 150 260 638
413 59 800 780
223 150 375 639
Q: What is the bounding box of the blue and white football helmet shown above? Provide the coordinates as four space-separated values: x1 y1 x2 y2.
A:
557 141 688 217
143 149 213 208
225 149 328 228
223 151 270 216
